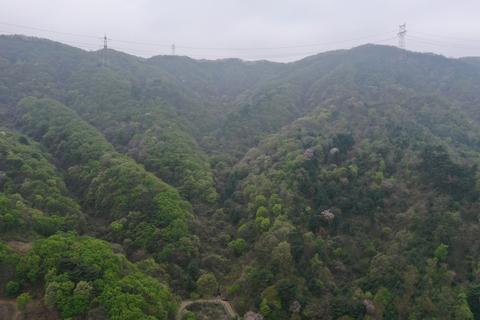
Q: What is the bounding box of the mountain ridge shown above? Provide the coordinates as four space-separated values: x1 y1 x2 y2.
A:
1 34 480 319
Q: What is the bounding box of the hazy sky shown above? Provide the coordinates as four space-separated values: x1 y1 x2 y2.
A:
0 0 479 61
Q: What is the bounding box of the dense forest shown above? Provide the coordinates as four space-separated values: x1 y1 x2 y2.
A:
1 34 480 319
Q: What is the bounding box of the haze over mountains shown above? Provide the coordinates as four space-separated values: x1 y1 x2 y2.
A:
1 34 480 319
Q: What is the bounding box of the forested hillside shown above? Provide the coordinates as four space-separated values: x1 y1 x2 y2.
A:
1 34 480 319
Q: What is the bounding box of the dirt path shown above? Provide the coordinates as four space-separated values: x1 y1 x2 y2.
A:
176 298 238 320
0 299 19 320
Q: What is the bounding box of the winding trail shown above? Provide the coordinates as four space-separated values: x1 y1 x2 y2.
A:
176 298 238 320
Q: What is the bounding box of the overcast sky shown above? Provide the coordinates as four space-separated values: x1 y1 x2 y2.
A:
0 0 479 61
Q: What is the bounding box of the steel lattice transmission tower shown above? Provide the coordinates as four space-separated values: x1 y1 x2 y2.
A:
398 23 407 49
171 43 176 55
101 34 111 67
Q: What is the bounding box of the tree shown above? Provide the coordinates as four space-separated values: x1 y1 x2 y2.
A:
183 311 197 320
196 273 218 297
17 293 31 311
5 281 20 297
434 243 449 262
229 238 247 257
272 242 294 275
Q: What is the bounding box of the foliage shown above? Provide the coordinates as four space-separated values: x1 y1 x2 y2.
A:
16 292 31 311
228 238 248 257
5 280 20 297
0 128 84 237
17 97 198 269
16 233 177 319
196 273 218 297
2 36 480 319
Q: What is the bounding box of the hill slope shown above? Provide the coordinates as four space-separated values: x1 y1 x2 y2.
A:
1 35 480 319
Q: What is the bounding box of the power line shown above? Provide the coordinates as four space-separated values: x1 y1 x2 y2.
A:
110 36 397 61
0 19 477 60
1 19 479 55
0 21 100 39
0 31 395 59
0 29 397 61
174 32 397 51
410 31 479 43
408 34 480 50
0 20 397 52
